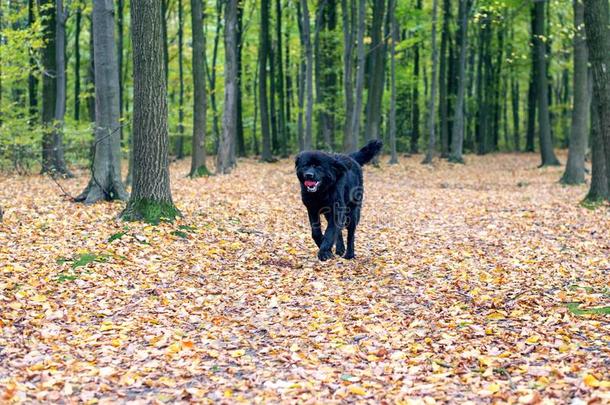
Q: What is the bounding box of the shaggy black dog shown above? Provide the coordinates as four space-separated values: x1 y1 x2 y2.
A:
295 140 383 261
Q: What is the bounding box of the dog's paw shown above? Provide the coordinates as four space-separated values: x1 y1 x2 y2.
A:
318 250 333 261
343 251 355 260
335 245 345 256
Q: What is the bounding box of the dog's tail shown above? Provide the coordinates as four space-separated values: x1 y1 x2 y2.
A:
349 140 383 166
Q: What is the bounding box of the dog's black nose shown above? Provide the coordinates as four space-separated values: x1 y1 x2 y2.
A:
304 171 315 180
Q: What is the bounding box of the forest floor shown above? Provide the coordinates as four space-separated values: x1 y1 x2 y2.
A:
1 152 609 403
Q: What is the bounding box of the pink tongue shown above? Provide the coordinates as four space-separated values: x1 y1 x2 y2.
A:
304 180 317 187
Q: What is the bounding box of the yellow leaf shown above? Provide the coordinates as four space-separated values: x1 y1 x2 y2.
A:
487 312 505 320
525 335 540 345
486 383 500 393
584 374 600 387
231 349 246 358
167 342 182 354
31 294 47 302
340 345 357 354
348 384 366 395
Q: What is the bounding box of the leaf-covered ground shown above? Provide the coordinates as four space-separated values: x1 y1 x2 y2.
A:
1 153 609 403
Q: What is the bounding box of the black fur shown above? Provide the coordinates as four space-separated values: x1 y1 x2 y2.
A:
295 140 382 261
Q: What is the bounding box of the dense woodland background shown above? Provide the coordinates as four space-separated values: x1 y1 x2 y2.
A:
1 0 610 219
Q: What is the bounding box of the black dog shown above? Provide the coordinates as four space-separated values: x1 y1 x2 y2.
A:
295 140 383 261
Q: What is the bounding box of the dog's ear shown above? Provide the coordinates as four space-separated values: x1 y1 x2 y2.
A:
295 153 302 167
332 158 348 177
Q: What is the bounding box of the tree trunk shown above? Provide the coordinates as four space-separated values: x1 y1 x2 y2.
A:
364 0 386 143
349 0 366 152
439 0 451 158
236 1 246 157
388 0 398 164
585 93 608 201
190 0 209 177
28 0 38 127
175 0 185 160
206 0 222 151
275 0 288 156
76 0 128 204
341 0 356 152
422 0 439 164
561 0 588 184
259 0 274 160
117 0 124 140
74 3 82 121
300 0 314 150
533 1 560 166
411 0 422 154
121 0 179 223
217 0 238 174
448 0 470 163
39 0 70 177
583 0 610 200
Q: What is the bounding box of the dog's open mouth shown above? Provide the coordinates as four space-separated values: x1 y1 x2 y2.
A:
303 180 320 192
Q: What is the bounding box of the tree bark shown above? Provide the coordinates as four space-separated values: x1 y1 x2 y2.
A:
217 0 238 174
348 0 366 152
439 0 451 157
388 0 398 164
39 0 71 177
422 0 439 164
76 0 128 204
410 0 422 154
259 0 274 160
300 0 314 150
190 0 209 177
583 0 610 200
175 0 185 160
448 0 470 163
275 0 288 156
28 0 38 127
533 0 560 166
121 0 179 223
341 0 356 152
364 0 386 143
561 0 588 184
74 2 82 121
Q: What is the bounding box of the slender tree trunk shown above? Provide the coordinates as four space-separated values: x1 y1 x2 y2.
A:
122 0 179 223
190 0 209 177
259 0 274 160
217 0 238 174
534 1 560 166
236 1 246 156
561 0 588 184
28 0 38 127
410 0 422 154
448 0 470 163
296 2 305 151
439 0 451 157
349 0 366 151
76 0 128 204
388 0 398 164
583 0 610 199
175 0 185 159
74 2 82 121
117 0 124 139
422 0 439 164
206 0 222 150
364 0 386 143
275 0 288 156
300 0 314 150
341 0 356 152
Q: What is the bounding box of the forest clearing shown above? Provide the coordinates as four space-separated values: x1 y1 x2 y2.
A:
1 153 609 403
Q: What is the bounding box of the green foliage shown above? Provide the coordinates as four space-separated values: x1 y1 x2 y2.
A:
121 199 181 224
566 302 610 316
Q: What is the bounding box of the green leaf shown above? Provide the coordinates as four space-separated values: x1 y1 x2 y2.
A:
108 232 126 243
566 303 610 316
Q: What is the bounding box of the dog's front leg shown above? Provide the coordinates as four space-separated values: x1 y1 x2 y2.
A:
307 207 324 247
318 204 345 261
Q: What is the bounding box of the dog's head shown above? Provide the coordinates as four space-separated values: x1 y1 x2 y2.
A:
295 152 347 193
